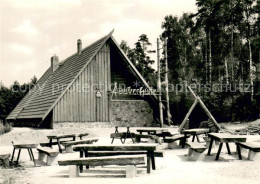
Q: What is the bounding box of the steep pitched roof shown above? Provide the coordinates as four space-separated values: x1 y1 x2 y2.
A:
7 30 158 121
7 31 113 120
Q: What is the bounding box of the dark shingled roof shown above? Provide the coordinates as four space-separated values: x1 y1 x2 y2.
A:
7 31 113 120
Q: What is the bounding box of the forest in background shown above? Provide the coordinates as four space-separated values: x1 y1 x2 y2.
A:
119 0 260 126
0 0 259 126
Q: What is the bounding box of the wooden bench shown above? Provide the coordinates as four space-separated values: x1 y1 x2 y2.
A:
0 154 10 167
186 142 207 161
37 147 59 166
110 133 135 144
58 155 145 178
61 138 99 153
236 142 260 161
134 134 161 143
164 135 186 149
86 150 164 157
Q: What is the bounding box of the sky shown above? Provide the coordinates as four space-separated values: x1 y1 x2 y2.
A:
0 0 197 87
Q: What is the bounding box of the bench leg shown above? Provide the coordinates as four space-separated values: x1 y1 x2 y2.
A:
248 151 260 161
38 152 46 161
168 142 178 149
147 138 156 143
192 152 205 161
46 155 58 166
65 146 74 153
3 158 9 167
126 165 136 178
135 137 141 143
188 148 194 157
69 165 79 178
236 144 242 160
156 137 163 144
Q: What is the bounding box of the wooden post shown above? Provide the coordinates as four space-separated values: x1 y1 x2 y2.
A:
178 99 198 132
187 86 221 130
164 38 171 126
157 38 164 127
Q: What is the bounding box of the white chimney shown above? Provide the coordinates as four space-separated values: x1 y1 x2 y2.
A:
51 54 59 72
77 39 82 55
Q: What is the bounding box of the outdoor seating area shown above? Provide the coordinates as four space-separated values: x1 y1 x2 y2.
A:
1 124 260 183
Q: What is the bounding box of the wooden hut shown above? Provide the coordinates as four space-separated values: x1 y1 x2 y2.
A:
6 30 161 128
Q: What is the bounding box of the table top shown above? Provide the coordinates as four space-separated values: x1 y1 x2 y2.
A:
208 133 247 142
73 143 158 152
13 143 38 148
47 133 77 139
181 128 209 134
136 128 168 134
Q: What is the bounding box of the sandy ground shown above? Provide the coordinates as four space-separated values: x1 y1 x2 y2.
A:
1 120 260 184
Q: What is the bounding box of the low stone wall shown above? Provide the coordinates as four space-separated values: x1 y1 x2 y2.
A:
53 122 112 129
110 100 153 127
52 100 154 128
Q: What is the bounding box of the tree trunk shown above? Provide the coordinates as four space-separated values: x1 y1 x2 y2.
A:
205 39 208 83
231 22 234 82
209 29 212 84
224 58 229 84
248 39 254 101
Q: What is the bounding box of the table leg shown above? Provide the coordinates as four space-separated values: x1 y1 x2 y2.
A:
79 151 83 173
127 128 135 144
207 138 214 156
11 147 16 163
216 143 223 160
28 149 33 160
57 139 62 153
146 152 151 174
226 143 231 155
111 138 115 144
29 148 36 167
84 150 89 169
49 139 53 148
236 144 242 160
196 135 200 142
122 133 127 144
181 137 186 148
192 135 196 142
151 151 155 170
16 149 21 166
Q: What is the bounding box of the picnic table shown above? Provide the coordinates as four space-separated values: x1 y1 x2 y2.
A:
181 128 209 143
136 128 169 135
47 133 89 153
207 133 247 160
11 142 38 166
73 143 158 173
